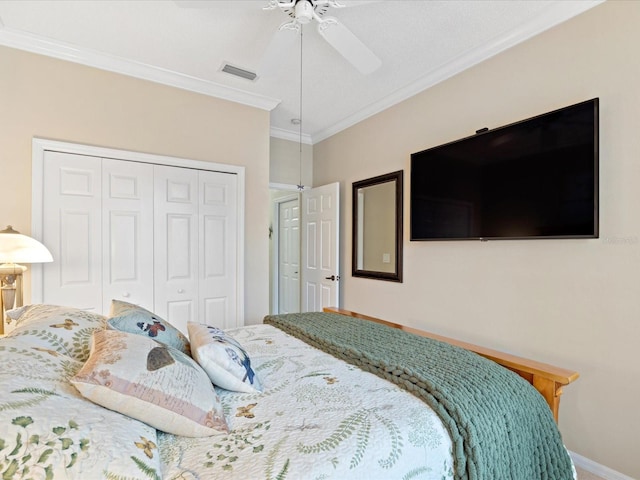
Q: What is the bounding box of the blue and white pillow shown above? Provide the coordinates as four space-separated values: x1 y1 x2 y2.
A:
187 322 262 393
107 300 191 356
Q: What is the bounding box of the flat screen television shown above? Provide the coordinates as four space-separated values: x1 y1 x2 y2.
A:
410 98 599 241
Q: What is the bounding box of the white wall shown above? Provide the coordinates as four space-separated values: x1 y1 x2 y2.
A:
0 45 271 324
313 1 639 477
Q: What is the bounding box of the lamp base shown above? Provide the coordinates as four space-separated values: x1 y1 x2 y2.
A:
0 263 27 335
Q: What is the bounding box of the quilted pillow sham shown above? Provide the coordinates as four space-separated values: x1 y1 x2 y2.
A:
4 304 107 362
188 322 263 393
107 299 191 355
71 329 229 437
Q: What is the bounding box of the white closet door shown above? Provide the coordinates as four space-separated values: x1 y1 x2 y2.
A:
154 165 199 334
43 151 103 312
39 146 241 327
102 159 154 311
199 170 238 329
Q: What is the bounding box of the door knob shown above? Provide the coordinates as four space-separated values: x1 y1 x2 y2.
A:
177 289 185 294
324 275 340 281
122 292 130 298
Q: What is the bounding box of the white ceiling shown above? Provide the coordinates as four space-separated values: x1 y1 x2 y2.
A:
0 0 602 144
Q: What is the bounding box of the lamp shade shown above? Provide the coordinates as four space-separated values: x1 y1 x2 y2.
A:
0 226 53 264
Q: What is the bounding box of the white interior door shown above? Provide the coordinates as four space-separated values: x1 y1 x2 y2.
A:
43 151 103 312
154 165 199 333
278 197 300 313
102 159 154 310
198 171 238 329
301 182 340 312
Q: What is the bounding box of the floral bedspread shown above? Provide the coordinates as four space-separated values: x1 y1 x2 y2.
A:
1 306 454 479
158 324 454 480
0 305 161 479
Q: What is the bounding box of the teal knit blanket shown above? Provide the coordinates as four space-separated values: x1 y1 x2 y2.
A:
264 312 574 480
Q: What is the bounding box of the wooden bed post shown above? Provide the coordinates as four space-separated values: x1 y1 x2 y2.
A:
323 307 578 423
533 376 564 422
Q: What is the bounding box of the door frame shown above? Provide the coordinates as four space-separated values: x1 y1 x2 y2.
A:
270 191 300 314
30 137 245 321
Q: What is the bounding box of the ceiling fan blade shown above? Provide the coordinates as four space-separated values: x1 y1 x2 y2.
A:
312 0 382 7
317 17 381 75
257 22 300 78
173 0 217 8
339 1 383 6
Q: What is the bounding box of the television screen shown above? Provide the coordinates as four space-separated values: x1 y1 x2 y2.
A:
410 98 599 240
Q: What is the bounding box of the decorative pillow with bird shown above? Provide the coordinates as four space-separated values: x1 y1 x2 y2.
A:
107 299 191 356
71 329 228 437
188 322 263 393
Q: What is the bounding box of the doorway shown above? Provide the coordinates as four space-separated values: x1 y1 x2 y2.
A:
271 192 300 314
270 182 340 314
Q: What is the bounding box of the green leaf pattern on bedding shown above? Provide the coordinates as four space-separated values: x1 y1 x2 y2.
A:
0 416 90 478
204 421 271 471
9 328 94 362
1 388 58 413
3 309 452 479
1 306 161 480
158 324 452 480
7 304 108 362
296 406 404 469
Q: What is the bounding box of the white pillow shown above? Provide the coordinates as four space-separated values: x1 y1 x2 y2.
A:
71 329 228 437
188 322 263 393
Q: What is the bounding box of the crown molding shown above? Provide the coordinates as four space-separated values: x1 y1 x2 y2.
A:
269 126 313 145
0 0 603 144
311 0 604 144
0 27 281 112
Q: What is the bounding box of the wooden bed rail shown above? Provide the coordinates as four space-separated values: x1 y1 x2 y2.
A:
323 307 579 423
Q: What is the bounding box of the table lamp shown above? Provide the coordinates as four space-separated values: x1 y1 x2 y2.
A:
0 225 53 334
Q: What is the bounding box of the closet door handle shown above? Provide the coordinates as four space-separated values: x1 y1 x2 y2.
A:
177 289 185 294
122 292 130 298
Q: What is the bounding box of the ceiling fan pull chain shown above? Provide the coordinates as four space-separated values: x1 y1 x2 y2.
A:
297 25 305 191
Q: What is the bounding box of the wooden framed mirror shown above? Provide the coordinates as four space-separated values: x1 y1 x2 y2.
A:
352 170 403 282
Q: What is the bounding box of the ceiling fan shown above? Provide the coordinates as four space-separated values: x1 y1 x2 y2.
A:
258 0 382 77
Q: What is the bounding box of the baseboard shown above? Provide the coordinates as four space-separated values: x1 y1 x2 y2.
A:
570 451 635 480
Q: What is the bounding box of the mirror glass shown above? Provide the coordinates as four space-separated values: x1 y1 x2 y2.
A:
352 170 403 282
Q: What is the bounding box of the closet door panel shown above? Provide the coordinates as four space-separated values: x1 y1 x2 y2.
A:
167 214 193 279
43 151 102 312
167 300 193 330
102 159 154 311
199 171 238 329
154 165 198 334
59 212 93 285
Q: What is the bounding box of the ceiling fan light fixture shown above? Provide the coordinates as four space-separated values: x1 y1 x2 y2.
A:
295 0 314 24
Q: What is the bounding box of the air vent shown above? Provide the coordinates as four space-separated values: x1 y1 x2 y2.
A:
221 63 257 81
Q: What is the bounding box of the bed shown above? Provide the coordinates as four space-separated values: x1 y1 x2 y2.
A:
0 303 578 480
